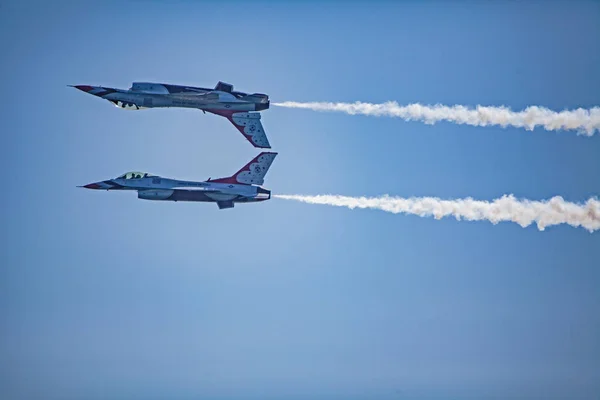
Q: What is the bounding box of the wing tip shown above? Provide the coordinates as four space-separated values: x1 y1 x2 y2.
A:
249 137 271 149
257 151 278 157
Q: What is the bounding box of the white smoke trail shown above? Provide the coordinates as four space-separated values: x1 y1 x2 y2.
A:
273 101 600 136
275 194 600 232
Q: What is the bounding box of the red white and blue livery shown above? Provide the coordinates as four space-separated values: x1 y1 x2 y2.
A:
80 152 277 210
71 81 271 148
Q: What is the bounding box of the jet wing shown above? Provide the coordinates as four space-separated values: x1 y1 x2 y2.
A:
182 90 241 103
206 110 270 148
162 188 238 205
171 186 222 192
194 92 220 101
177 90 220 101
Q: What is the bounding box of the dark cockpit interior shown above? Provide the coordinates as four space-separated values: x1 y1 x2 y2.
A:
116 172 154 180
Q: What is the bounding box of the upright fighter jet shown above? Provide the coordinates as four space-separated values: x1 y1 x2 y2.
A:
79 152 277 210
71 81 271 148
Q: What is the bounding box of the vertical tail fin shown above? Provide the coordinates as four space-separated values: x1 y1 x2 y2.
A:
209 152 277 185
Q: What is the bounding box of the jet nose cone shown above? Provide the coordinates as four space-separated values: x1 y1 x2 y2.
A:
71 85 95 93
82 183 102 189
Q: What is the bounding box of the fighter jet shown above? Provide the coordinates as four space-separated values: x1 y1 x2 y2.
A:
79 152 277 209
70 81 271 148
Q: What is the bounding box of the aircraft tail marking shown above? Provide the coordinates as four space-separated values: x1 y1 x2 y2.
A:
210 152 277 186
206 110 271 148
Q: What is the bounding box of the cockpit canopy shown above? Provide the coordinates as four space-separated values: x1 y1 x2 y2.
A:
116 172 155 180
129 82 170 94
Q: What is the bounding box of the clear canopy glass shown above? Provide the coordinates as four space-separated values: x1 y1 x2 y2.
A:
116 172 155 180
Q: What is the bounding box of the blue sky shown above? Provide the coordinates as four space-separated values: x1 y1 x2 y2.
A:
1 1 599 399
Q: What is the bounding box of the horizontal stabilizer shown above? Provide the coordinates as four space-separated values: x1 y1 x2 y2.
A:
217 200 235 209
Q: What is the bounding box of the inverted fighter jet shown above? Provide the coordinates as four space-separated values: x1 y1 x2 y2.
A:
71 81 271 148
79 152 277 209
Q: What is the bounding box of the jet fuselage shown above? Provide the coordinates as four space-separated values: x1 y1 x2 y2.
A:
72 81 272 148
82 174 271 206
73 82 270 112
